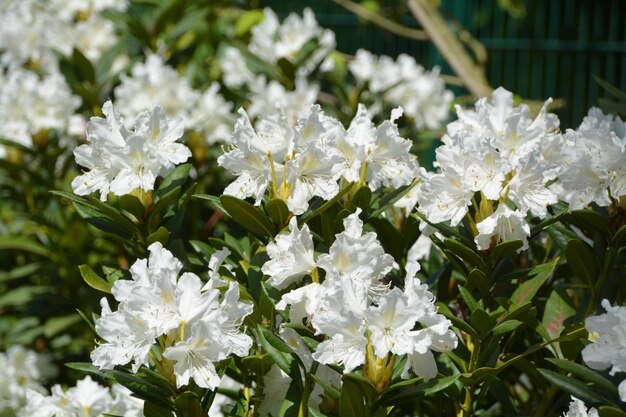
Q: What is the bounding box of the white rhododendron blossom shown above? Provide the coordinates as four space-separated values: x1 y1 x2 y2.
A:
349 49 453 130
219 104 418 213
418 87 562 251
582 300 626 402
0 346 56 414
563 397 599 417
0 66 81 157
247 76 319 124
22 376 144 417
72 101 191 200
247 8 335 77
114 54 234 143
556 108 626 209
274 211 456 380
91 242 253 389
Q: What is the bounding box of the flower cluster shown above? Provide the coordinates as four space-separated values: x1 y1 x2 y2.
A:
349 49 453 130
270 211 457 383
582 300 626 402
417 87 561 250
23 376 143 417
556 108 626 209
0 0 123 68
114 54 234 145
91 242 253 390
72 101 191 200
0 66 81 157
220 8 333 123
563 397 599 417
0 346 55 414
219 104 419 214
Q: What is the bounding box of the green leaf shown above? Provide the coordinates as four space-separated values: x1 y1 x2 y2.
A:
155 163 191 201
192 193 225 213
537 368 610 405
339 374 369 417
490 240 523 263
0 237 51 258
349 186 372 212
593 75 626 102
266 198 290 229
565 239 599 288
465 268 490 298
598 406 626 417
379 374 460 406
220 195 275 238
256 326 299 377
458 285 478 312
65 362 103 375
343 373 377 404
235 9 265 36
368 218 404 262
541 288 575 340
571 209 612 237
44 315 81 338
444 238 487 271
79 264 112 294
470 308 493 339
311 374 341 400
492 320 522 337
546 358 618 394
294 38 320 68
144 401 175 417
511 258 559 307
613 224 626 248
72 48 96 84
175 392 204 417
299 182 354 225
76 308 97 334
368 181 418 220
119 195 145 219
147 226 170 246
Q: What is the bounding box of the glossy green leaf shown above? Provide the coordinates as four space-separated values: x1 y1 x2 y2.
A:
144 401 175 417
299 182 354 225
349 186 372 212
492 320 522 337
175 392 204 417
146 226 170 246
155 163 191 201
339 374 369 417
266 198 290 229
79 264 112 294
470 308 493 339
598 406 626 417
490 239 523 263
571 209 612 237
511 258 558 307
546 358 618 394
537 368 610 405
220 195 275 238
0 237 51 258
380 374 460 406
541 288 575 340
444 238 487 271
565 239 599 288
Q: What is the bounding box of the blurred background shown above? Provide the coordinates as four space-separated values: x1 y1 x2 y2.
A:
263 0 626 128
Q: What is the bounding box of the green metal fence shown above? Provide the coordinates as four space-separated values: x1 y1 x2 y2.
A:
262 0 626 128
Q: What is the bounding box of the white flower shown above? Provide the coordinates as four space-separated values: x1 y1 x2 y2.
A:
262 217 316 289
417 170 473 226
348 49 453 130
563 397 599 417
475 204 530 251
317 209 395 289
220 47 256 89
72 101 191 200
582 299 626 402
0 66 81 156
247 76 319 124
505 154 558 218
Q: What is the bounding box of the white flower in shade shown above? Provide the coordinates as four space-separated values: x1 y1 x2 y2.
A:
582 299 626 402
247 76 319 124
220 47 256 89
189 83 235 145
21 377 144 417
114 53 200 124
475 204 530 251
348 49 453 130
557 108 626 209
0 66 81 156
0 346 55 414
262 217 316 289
248 8 335 76
563 397 599 417
317 209 395 289
72 13 118 62
72 101 191 200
